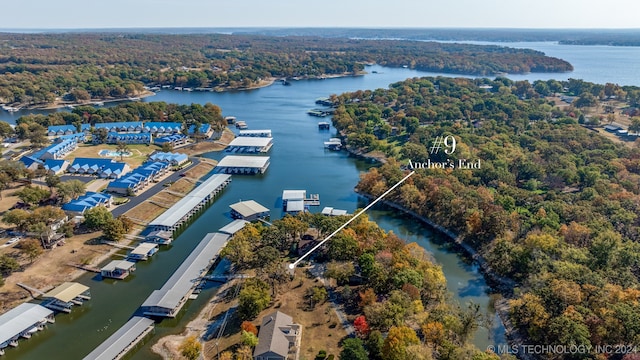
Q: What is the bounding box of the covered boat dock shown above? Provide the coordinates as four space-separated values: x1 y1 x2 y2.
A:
226 137 273 153
41 282 91 313
239 129 271 138
229 200 270 221
81 316 155 360
217 156 270 175
148 174 231 232
219 219 250 236
140 232 231 317
0 303 54 355
128 243 159 261
101 260 136 280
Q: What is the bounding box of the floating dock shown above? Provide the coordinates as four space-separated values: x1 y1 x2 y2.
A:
318 122 330 130
41 282 91 313
0 303 54 356
217 156 270 175
82 316 155 360
324 138 342 150
100 260 136 280
229 200 270 221
235 121 248 129
127 243 159 261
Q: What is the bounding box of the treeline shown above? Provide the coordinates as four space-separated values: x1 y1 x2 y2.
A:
0 33 571 105
221 213 500 360
332 77 640 354
9 101 225 145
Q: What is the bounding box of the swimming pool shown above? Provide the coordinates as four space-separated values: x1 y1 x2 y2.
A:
99 149 132 157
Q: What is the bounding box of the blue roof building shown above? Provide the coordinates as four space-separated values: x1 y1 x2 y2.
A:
47 124 91 136
68 158 130 178
94 122 144 133
43 159 69 175
58 133 88 143
188 123 212 136
148 152 189 166
32 138 77 160
107 161 169 194
106 132 152 145
62 192 113 214
154 134 187 146
143 122 183 134
19 155 43 170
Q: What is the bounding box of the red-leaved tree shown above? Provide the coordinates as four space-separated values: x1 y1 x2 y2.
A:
354 315 370 338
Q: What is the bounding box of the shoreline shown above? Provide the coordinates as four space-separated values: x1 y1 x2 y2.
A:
22 90 157 111
355 191 530 358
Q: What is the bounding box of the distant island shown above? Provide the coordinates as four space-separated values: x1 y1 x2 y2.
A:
0 32 572 109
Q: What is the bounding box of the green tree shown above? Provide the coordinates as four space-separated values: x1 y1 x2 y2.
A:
45 174 61 192
161 142 173 152
2 209 31 231
365 330 384 360
238 278 271 320
116 141 130 161
0 172 11 199
0 120 13 138
179 335 201 360
56 179 86 202
83 206 113 230
340 338 368 360
103 218 126 242
241 330 259 348
325 261 355 286
15 185 50 206
92 128 108 144
0 255 20 276
307 286 328 309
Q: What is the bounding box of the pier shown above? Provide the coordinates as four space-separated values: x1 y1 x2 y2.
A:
238 129 272 138
217 155 270 175
82 316 154 360
226 137 273 153
0 304 55 356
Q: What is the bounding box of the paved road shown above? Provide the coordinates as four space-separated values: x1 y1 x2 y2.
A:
111 158 201 217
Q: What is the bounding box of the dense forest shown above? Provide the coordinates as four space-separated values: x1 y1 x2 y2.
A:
330 76 640 356
240 28 640 46
0 33 571 106
220 213 502 360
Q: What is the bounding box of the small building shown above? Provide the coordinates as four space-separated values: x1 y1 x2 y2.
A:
148 152 189 167
43 159 69 175
106 162 168 195
32 138 77 160
321 207 349 216
239 129 272 138
154 134 188 147
145 230 173 245
0 303 54 355
324 138 342 151
253 311 302 360
101 260 136 279
47 124 90 137
68 158 130 179
42 282 91 313
230 200 270 221
106 132 152 145
128 242 159 261
143 122 183 135
217 155 270 175
318 122 330 130
282 190 306 213
61 192 113 215
19 155 43 171
219 219 250 236
94 122 143 133
227 137 273 153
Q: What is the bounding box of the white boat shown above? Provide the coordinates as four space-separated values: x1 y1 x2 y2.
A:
6 107 19 112
93 102 104 107
65 105 75 109
127 97 141 101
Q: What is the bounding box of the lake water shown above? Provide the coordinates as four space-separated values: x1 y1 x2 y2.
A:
5 40 640 358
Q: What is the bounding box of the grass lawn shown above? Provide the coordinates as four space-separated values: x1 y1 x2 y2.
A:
65 143 161 168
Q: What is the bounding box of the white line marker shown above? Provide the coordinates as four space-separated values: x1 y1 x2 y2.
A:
289 171 415 269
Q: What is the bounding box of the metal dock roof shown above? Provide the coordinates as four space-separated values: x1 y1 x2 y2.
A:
217 156 270 168
44 282 90 302
0 303 53 347
239 129 272 137
219 219 250 235
82 316 154 360
129 243 158 257
229 200 269 218
228 137 273 147
141 232 230 312
149 174 231 228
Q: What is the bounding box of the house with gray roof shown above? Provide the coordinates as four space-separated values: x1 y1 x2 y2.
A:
253 311 302 360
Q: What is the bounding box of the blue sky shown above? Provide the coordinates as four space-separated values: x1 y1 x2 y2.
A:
2 0 639 29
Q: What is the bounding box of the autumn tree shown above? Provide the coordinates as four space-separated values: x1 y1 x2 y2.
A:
179 335 201 360
240 321 258 336
382 326 420 360
353 315 370 338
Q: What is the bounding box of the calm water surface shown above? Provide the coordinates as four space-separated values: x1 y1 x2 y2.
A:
7 50 637 358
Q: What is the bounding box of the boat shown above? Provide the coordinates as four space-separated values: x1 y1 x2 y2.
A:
6 107 19 112
93 101 104 107
65 104 75 109
127 97 141 102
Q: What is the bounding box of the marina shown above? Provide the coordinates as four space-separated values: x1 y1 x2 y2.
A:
226 136 273 153
0 304 54 356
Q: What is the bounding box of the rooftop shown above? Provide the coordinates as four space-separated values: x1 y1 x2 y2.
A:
141 232 230 312
82 316 155 360
219 219 250 235
217 155 270 168
44 282 90 302
149 174 231 228
228 137 273 147
130 243 158 256
239 129 272 137
254 311 296 358
229 200 269 218
282 190 306 200
0 303 53 347
101 260 136 272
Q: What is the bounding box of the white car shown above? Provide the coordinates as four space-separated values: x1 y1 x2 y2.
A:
6 237 21 245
